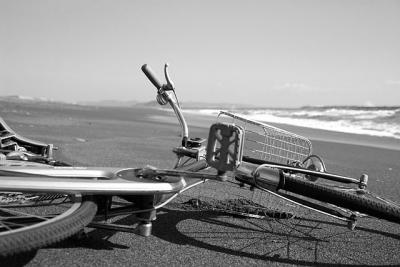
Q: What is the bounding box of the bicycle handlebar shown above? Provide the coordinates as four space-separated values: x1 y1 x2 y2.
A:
141 63 189 147
141 64 162 90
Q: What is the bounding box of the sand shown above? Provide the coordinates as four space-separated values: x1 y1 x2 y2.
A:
1 101 400 266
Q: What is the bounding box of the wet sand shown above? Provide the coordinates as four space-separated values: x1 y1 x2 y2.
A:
1 101 400 266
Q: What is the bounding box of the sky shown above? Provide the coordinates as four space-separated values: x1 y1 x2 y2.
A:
0 0 399 107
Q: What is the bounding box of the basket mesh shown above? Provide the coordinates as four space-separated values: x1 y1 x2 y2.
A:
170 112 313 220
217 111 312 164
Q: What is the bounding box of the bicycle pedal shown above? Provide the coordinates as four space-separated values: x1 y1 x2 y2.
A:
206 123 244 175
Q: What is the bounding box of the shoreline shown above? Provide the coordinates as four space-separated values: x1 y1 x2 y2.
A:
152 109 400 152
1 100 399 152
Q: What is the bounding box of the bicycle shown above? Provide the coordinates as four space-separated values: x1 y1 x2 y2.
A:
0 64 399 257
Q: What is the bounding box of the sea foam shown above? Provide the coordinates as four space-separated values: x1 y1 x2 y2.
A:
185 106 400 139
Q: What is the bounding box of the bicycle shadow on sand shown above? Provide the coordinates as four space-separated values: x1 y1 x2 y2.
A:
149 208 400 267
10 206 399 267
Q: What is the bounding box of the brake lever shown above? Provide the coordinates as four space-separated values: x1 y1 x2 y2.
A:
163 63 175 91
156 63 175 105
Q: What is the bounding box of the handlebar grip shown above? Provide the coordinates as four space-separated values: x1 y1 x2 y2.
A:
141 64 162 90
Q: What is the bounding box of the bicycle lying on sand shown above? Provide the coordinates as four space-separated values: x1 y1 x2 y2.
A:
0 64 399 257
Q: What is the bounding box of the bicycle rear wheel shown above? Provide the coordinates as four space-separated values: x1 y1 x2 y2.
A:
280 175 400 224
0 192 97 257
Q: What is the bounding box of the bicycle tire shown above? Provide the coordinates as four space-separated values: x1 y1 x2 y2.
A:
281 175 400 224
0 194 97 257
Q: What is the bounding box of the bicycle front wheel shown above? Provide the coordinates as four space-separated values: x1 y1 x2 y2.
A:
281 175 400 224
0 193 97 257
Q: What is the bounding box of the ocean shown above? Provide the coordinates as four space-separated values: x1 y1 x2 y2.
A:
186 106 400 140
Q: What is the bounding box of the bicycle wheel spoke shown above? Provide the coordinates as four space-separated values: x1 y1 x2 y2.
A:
0 206 52 221
0 192 79 235
0 216 47 230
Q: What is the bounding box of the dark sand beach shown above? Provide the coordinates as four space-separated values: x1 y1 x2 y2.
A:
1 101 400 266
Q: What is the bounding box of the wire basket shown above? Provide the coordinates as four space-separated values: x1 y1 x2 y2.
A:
168 111 314 221
217 111 312 165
